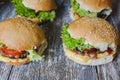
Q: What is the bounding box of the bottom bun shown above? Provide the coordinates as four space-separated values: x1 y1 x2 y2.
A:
0 55 30 66
65 48 115 66
0 40 47 66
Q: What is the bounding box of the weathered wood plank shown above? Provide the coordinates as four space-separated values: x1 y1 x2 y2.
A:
0 63 12 80
0 1 15 21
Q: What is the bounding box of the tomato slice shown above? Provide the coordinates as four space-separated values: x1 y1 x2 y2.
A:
1 46 21 56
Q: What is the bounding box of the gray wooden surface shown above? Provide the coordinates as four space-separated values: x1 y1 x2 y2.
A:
0 0 120 80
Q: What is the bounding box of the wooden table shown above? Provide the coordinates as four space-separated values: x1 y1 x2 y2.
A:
0 0 120 80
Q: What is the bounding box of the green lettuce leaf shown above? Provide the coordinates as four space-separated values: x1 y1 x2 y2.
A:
38 11 56 21
12 0 56 21
12 0 36 18
61 25 93 51
27 50 44 61
70 0 97 17
0 43 4 47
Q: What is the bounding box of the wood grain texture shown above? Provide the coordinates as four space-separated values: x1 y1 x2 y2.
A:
0 62 12 80
0 0 120 80
0 1 15 21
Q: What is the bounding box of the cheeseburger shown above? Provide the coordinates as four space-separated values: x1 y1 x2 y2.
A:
0 17 47 65
61 17 119 65
70 0 112 20
12 0 57 22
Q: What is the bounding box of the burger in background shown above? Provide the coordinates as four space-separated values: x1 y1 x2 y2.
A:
0 17 47 65
70 0 112 20
12 0 57 22
61 17 119 66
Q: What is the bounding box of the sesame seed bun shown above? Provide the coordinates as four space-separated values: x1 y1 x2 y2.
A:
0 55 30 66
68 17 119 51
22 0 57 11
65 48 115 66
0 17 47 65
71 0 112 19
76 0 112 12
0 17 45 51
63 17 119 65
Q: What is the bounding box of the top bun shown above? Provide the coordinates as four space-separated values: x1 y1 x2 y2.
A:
0 17 46 51
76 0 112 12
68 17 119 51
22 0 57 11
